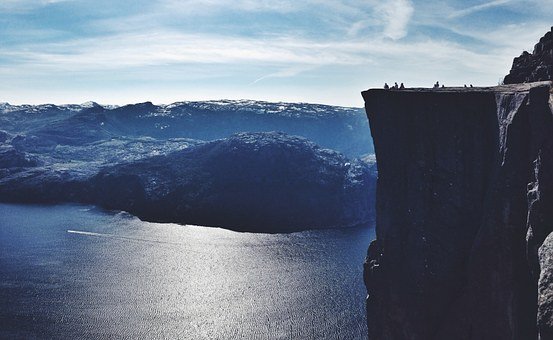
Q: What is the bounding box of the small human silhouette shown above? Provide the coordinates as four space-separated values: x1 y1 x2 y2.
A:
470 84 473 87
464 84 467 87
400 83 405 89
384 83 389 89
433 81 439 88
394 82 399 89
441 84 445 88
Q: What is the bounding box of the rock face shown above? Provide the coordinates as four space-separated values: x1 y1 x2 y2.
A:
539 233 553 339
0 132 376 232
504 27 553 84
363 82 553 339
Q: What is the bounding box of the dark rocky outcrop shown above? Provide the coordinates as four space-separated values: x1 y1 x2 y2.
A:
0 130 9 144
362 82 553 339
504 27 553 84
0 132 376 233
0 146 40 169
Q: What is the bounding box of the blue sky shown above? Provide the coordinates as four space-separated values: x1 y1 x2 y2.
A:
0 0 551 106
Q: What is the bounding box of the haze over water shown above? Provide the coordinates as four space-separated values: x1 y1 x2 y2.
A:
0 203 373 339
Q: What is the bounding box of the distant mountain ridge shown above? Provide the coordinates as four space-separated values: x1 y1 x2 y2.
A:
0 99 373 157
1 99 363 117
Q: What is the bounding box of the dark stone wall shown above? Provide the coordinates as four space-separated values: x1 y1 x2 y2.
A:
362 83 553 339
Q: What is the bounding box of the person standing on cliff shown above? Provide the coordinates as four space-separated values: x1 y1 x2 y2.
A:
384 83 389 89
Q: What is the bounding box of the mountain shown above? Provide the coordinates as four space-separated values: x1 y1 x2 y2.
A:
0 99 376 232
0 132 375 232
1 99 373 158
504 26 553 84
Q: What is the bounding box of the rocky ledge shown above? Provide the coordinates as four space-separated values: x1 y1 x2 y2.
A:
363 82 553 339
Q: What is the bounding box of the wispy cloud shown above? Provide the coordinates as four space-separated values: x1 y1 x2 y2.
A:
160 0 299 14
0 27 511 80
377 0 414 40
449 0 512 19
0 31 369 72
249 65 319 85
0 0 72 12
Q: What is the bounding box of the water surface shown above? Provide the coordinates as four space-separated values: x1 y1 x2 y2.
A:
0 204 373 339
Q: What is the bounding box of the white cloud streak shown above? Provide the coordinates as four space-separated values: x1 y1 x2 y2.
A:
0 27 510 81
0 31 366 71
449 0 512 19
249 65 320 85
160 0 298 14
0 0 72 12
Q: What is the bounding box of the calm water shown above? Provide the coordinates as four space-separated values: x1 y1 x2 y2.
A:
0 203 373 339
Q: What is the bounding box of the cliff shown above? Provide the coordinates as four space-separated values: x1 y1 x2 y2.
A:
362 82 553 339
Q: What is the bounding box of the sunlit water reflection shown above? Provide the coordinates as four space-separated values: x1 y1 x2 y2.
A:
0 203 374 339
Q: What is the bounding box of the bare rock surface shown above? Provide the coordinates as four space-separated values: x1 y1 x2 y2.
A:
505 27 553 84
539 233 553 339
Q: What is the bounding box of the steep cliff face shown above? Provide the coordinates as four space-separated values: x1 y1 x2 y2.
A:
363 82 553 339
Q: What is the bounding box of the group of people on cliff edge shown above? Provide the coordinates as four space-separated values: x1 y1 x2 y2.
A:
383 82 405 90
384 81 475 89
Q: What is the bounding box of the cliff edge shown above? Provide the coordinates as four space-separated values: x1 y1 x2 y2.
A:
362 82 553 339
